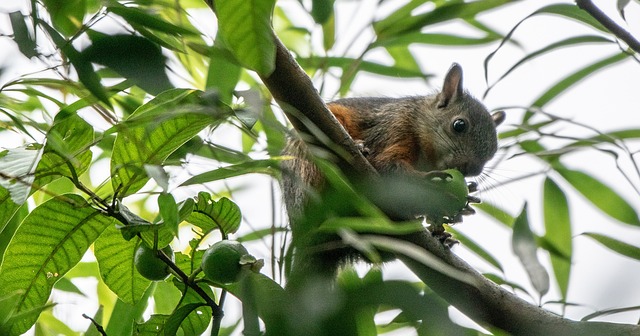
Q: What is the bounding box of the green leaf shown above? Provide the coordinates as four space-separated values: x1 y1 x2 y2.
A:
474 201 514 227
9 11 37 58
134 314 169 335
344 280 468 335
0 203 28 264
186 193 241 236
224 271 286 331
318 217 423 235
83 33 172 95
483 3 610 86
94 226 152 305
374 0 511 39
107 5 199 36
581 305 640 322
0 147 41 204
449 227 504 273
531 52 630 111
170 282 213 336
2 303 55 336
0 290 23 329
180 158 282 186
106 287 155 336
536 3 608 32
215 0 276 76
321 11 335 51
556 168 640 225
158 193 179 237
152 281 182 315
34 310 78 335
110 89 220 197
565 128 640 147
311 0 335 24
237 227 286 243
0 194 114 335
36 112 94 186
206 45 242 105
485 35 614 97
41 0 86 37
373 32 499 49
297 56 428 79
53 277 85 296
543 177 572 302
370 0 423 38
583 232 640 261
39 21 110 106
512 204 550 298
163 303 208 336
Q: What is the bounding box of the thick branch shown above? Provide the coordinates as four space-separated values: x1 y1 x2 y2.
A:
260 26 640 336
259 35 377 176
576 0 640 53
400 230 640 336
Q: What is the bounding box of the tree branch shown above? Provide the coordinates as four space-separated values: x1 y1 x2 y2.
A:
259 35 377 176
576 0 640 53
262 27 640 335
400 230 640 336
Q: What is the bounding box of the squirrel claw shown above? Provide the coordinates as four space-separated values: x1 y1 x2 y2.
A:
467 181 478 193
442 236 459 248
460 205 476 216
466 195 481 204
354 140 370 156
430 229 458 248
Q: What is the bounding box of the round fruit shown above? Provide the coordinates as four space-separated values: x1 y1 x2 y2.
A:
134 244 174 281
442 169 469 203
201 240 249 284
430 169 469 217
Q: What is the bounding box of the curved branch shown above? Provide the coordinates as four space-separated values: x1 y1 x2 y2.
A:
259 35 377 176
576 0 640 53
261 27 640 335
400 230 640 336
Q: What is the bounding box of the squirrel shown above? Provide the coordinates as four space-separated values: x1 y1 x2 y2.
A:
281 63 505 274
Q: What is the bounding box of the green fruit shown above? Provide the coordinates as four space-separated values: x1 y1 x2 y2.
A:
201 240 249 284
442 169 469 203
134 244 174 281
430 169 469 217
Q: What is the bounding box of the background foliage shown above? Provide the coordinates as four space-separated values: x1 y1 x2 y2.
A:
0 0 639 335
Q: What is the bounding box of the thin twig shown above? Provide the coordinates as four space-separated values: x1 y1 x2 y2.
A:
82 313 107 336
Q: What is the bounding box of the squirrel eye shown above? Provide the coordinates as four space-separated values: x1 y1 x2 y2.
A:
452 118 467 133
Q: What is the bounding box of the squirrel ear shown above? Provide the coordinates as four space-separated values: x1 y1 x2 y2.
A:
438 63 464 108
492 110 506 126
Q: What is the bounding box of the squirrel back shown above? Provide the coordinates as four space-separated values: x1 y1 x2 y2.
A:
282 63 505 219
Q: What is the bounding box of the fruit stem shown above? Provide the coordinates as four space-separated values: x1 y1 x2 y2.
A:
157 250 223 318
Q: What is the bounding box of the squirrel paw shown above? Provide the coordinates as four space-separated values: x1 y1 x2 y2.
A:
429 229 458 248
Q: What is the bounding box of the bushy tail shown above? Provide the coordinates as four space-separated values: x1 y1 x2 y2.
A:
280 137 321 222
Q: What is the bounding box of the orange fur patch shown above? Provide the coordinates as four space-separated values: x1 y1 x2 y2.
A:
327 103 362 140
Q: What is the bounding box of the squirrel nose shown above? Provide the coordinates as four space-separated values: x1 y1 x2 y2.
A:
458 162 484 177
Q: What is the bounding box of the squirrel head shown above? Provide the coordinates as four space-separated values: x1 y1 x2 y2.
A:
429 63 505 176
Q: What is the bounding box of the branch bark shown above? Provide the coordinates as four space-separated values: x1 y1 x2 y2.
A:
576 0 640 53
260 30 640 335
260 36 377 177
